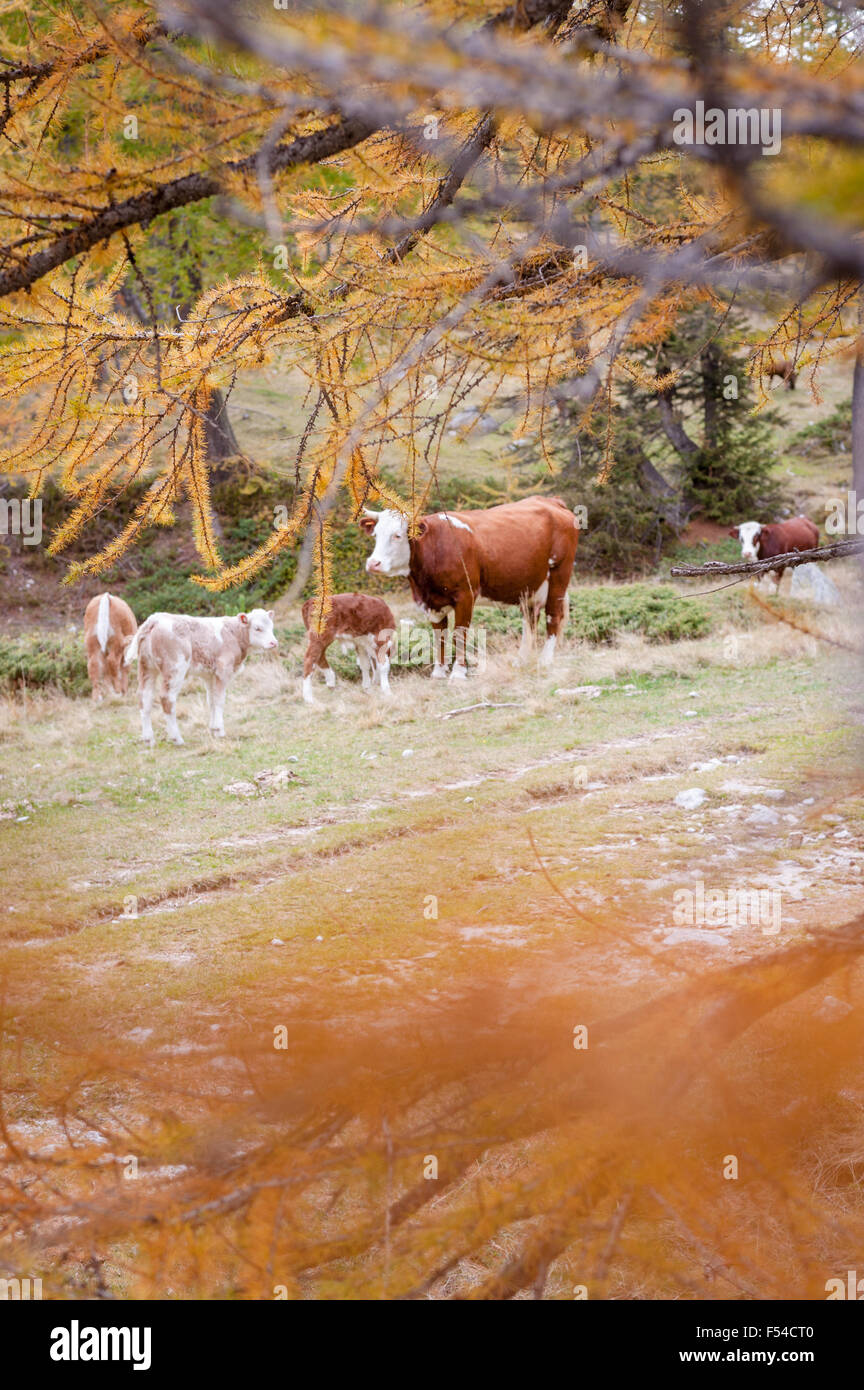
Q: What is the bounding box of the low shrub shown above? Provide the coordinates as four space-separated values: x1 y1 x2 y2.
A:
0 633 89 695
566 584 711 644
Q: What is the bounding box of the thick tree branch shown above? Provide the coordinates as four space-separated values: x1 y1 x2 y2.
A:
0 115 377 298
670 539 863 578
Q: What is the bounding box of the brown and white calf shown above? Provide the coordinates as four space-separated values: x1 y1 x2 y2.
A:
301 593 395 704
361 496 578 678
124 609 277 745
730 516 820 585
83 593 137 700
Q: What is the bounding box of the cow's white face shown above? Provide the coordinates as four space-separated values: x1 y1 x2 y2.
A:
733 521 762 561
242 608 278 650
362 510 411 576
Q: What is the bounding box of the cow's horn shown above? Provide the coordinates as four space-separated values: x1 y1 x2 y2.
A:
362 507 381 518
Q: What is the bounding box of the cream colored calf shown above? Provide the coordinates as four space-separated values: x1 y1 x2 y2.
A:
124 609 277 745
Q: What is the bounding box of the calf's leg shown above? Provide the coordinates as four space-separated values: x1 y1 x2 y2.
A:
208 676 228 737
86 640 106 702
354 637 374 691
138 666 156 745
302 636 327 704
160 660 189 745
376 630 393 696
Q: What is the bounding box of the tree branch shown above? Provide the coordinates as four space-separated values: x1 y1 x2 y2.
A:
670 539 863 578
0 115 377 298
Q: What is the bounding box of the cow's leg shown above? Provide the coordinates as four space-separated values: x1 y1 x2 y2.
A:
519 610 536 661
430 617 449 678
450 596 474 680
160 660 189 745
138 665 156 745
541 574 569 668
520 579 548 662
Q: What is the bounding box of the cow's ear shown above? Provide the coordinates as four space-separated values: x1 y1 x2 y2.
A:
415 520 429 538
358 516 377 535
728 527 739 538
239 612 249 625
267 609 274 620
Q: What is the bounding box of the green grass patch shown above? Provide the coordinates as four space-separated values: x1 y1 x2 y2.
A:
472 583 713 645
0 632 88 695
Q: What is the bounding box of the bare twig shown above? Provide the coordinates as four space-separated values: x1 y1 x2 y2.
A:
437 700 525 719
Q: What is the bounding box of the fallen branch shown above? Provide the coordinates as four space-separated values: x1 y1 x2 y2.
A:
670 538 864 579
437 701 524 719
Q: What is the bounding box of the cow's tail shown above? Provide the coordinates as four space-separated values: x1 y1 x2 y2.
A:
124 615 153 666
95 593 112 653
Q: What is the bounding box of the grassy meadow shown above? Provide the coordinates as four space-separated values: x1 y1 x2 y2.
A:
2 352 864 1300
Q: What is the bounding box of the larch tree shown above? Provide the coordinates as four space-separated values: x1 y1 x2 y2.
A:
0 0 863 606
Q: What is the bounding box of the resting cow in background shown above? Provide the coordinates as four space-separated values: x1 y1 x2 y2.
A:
361 496 578 679
124 609 277 745
730 516 820 586
301 593 395 704
83 593 137 700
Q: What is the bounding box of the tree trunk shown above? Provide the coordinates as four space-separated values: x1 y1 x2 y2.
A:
853 287 864 496
701 344 720 453
203 387 241 482
656 392 699 460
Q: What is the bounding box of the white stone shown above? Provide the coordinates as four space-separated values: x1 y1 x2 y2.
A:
745 804 781 826
815 995 853 1023
789 562 841 606
674 788 707 810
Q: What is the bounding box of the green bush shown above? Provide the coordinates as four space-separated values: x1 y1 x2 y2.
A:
424 583 711 649
0 633 89 695
790 399 851 458
566 584 711 644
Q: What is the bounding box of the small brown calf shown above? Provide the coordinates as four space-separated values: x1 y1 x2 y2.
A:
83 593 137 700
302 593 396 704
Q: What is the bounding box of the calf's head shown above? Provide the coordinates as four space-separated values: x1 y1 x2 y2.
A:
360 509 414 576
240 609 278 650
729 521 762 561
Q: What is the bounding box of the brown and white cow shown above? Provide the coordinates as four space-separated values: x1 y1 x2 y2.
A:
360 496 578 678
124 609 277 745
83 593 137 700
301 593 396 704
729 516 820 585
